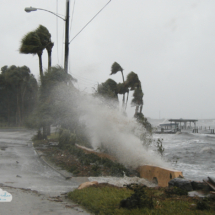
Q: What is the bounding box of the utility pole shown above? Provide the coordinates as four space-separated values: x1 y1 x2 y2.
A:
64 0 70 73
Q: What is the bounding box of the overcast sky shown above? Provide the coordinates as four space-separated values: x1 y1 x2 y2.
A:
1 0 215 119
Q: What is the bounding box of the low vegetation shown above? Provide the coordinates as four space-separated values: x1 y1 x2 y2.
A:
68 184 215 215
33 131 138 177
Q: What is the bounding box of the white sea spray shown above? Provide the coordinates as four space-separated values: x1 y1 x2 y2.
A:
66 91 170 169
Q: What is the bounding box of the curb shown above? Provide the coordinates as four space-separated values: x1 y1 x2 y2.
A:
33 144 72 180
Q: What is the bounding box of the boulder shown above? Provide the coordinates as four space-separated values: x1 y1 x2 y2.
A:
191 181 210 191
78 181 98 190
168 178 193 191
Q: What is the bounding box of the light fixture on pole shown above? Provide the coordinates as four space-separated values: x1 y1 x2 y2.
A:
24 1 70 74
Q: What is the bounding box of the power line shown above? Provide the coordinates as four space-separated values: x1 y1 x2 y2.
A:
70 73 99 83
69 0 112 43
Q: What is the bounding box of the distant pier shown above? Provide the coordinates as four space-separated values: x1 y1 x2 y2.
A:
156 118 215 134
155 118 198 134
169 119 198 130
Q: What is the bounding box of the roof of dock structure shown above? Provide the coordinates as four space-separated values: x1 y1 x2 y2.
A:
168 119 198 122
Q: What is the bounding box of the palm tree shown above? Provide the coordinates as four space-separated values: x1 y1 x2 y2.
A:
111 62 124 82
124 71 141 111
35 25 54 70
110 62 126 110
35 25 54 136
131 86 144 115
46 42 54 69
19 31 44 77
20 25 54 137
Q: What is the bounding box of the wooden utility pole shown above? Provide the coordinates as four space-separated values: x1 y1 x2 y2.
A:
64 0 70 73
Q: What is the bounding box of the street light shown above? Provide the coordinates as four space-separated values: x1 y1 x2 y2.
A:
25 7 65 21
24 1 70 74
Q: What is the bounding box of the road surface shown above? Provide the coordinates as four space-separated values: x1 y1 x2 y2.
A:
0 129 91 215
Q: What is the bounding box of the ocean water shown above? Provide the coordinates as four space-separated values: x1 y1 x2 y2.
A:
152 119 215 181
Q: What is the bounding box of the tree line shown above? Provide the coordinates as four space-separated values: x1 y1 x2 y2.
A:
0 65 37 126
0 23 151 134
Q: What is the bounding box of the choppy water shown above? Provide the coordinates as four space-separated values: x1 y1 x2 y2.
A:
152 119 215 181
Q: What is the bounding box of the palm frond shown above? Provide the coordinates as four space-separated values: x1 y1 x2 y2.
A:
19 32 43 54
110 62 123 75
126 72 140 90
35 25 51 48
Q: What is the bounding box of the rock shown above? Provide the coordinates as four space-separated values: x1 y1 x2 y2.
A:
191 181 210 191
168 178 193 191
78 181 98 190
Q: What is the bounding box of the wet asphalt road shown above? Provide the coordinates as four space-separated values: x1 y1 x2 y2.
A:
0 129 91 215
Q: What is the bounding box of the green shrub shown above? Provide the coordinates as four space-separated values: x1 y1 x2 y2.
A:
120 184 154 209
91 163 101 176
72 170 80 175
165 187 188 196
59 129 76 148
70 165 77 172
197 198 210 210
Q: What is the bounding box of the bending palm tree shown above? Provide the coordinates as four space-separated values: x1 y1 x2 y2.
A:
35 25 54 136
35 25 54 70
111 62 124 82
125 72 141 111
19 31 44 77
110 62 126 110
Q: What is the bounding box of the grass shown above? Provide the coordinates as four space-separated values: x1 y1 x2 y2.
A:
68 184 215 215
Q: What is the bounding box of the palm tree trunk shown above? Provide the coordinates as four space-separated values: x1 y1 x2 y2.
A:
46 42 54 70
121 71 125 110
46 43 53 137
37 52 43 78
135 106 139 115
140 105 143 113
125 91 129 111
122 95 125 110
121 71 125 83
47 50 51 70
